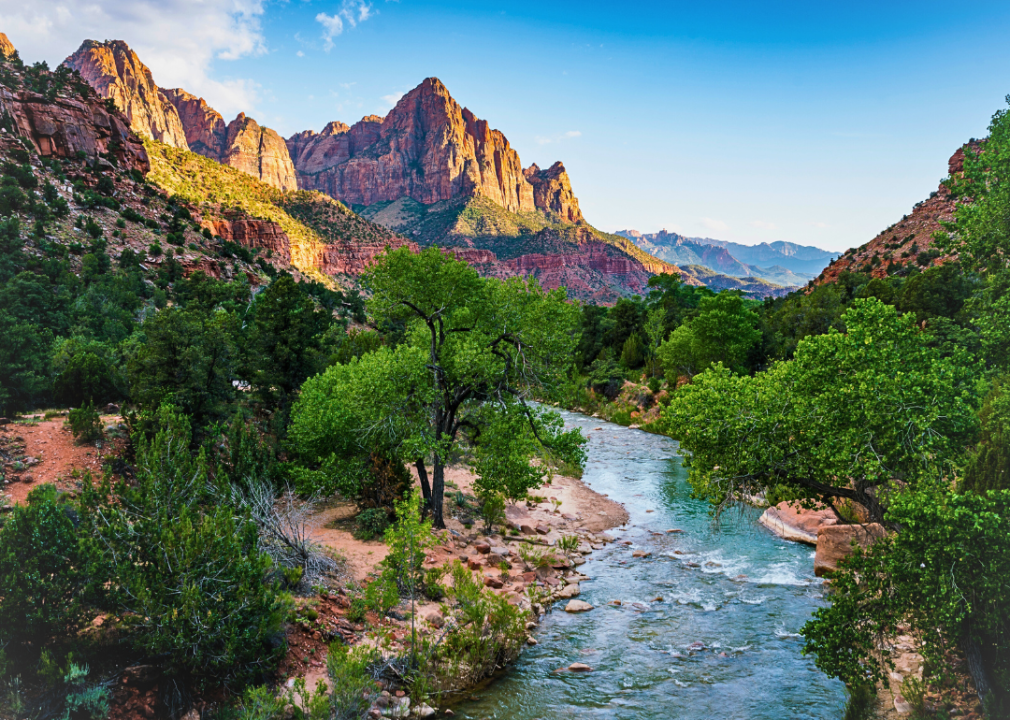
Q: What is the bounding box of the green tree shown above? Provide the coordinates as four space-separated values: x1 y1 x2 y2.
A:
963 378 1010 492
0 310 53 415
243 275 331 410
126 307 237 430
660 299 981 522
51 337 124 407
0 484 89 653
292 247 585 528
656 292 760 379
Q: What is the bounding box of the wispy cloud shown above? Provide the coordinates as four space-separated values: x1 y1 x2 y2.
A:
381 91 404 108
701 217 729 232
751 220 777 230
534 130 582 145
0 0 267 117
810 221 829 229
316 1 374 51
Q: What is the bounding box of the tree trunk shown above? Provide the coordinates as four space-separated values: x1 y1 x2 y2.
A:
964 630 993 706
431 458 446 529
415 459 431 503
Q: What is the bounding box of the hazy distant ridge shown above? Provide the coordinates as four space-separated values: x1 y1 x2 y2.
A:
617 229 838 285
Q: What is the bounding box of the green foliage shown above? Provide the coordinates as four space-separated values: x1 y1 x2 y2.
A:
67 401 103 444
586 357 626 400
803 487 1010 712
477 492 506 534
354 508 390 540
126 307 238 431
0 310 52 416
381 490 438 596
52 339 122 409
657 292 760 378
80 406 290 688
327 644 380 720
0 484 89 650
61 662 111 720
661 299 981 521
963 378 1010 492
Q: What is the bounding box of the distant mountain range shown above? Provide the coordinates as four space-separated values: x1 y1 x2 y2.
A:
616 229 838 287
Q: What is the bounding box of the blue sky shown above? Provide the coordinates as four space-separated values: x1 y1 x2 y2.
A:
5 0 1010 251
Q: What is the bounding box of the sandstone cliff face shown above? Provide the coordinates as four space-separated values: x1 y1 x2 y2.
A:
288 78 541 212
162 89 298 192
524 161 583 223
0 33 15 59
63 40 189 150
0 85 148 173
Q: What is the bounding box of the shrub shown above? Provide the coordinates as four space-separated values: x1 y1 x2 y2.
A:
328 645 380 720
67 402 103 444
52 338 123 407
647 376 662 395
80 407 290 688
354 508 390 540
0 484 89 651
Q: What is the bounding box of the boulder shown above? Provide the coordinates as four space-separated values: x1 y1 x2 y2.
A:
567 662 593 672
555 583 581 599
474 542 491 554
631 550 651 558
759 501 838 545
814 523 888 577
483 577 504 589
520 524 537 535
564 600 594 613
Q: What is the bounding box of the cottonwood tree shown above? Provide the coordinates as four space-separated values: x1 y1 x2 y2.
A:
291 247 584 528
661 299 980 523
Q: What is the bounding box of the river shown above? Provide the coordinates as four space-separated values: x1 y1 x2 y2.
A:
451 410 847 719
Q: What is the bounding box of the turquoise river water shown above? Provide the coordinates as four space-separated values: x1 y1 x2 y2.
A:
451 410 847 720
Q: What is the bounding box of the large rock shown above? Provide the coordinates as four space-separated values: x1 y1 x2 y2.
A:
288 77 572 216
0 33 15 59
63 40 189 150
564 600 594 613
161 88 226 159
524 161 583 223
814 523 888 577
759 501 838 545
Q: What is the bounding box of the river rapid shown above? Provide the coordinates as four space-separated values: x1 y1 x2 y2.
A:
451 410 847 720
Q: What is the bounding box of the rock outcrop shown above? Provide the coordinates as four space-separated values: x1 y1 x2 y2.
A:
202 212 292 267
161 91 297 192
0 33 15 59
759 502 838 545
524 162 583 223
288 78 580 216
0 81 148 173
814 523 888 577
818 143 980 284
63 40 189 150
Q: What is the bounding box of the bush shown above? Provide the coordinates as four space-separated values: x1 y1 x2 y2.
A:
328 645 380 720
647 376 662 395
354 508 390 540
0 484 89 651
80 407 290 688
52 338 123 407
587 358 625 401
67 401 103 444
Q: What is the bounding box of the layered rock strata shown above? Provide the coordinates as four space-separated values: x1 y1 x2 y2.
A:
524 161 583 223
63 40 189 149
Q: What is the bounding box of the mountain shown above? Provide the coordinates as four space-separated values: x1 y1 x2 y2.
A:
63 39 189 149
0 33 15 59
619 229 836 278
676 265 792 298
816 144 972 284
64 40 297 192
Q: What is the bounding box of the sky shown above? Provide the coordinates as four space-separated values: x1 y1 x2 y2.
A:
2 1 1010 252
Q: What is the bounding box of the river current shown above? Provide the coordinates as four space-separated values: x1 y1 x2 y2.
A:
451 410 847 720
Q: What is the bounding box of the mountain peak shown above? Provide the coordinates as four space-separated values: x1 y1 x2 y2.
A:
63 38 190 149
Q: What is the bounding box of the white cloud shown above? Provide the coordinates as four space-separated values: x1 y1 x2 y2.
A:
316 1 374 51
381 91 404 108
296 50 305 57
750 219 777 230
701 217 729 232
535 130 582 145
810 221 829 229
0 0 267 117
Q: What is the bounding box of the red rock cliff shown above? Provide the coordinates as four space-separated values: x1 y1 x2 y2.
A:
63 40 189 150
287 78 539 212
524 161 584 223
0 33 15 59
162 89 297 192
0 44 148 173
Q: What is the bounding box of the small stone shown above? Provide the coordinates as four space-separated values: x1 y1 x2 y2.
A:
894 694 912 714
526 636 538 646
475 542 491 554
645 509 654 513
632 550 651 558
467 557 483 571
520 524 536 535
484 577 504 589
490 546 510 557
415 703 436 718
565 600 594 613
609 600 622 606
535 525 550 535
568 662 592 672
666 529 684 533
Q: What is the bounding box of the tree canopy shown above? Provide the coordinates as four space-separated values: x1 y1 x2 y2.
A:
290 247 585 527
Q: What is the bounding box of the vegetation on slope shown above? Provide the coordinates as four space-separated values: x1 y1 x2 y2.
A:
145 139 403 282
